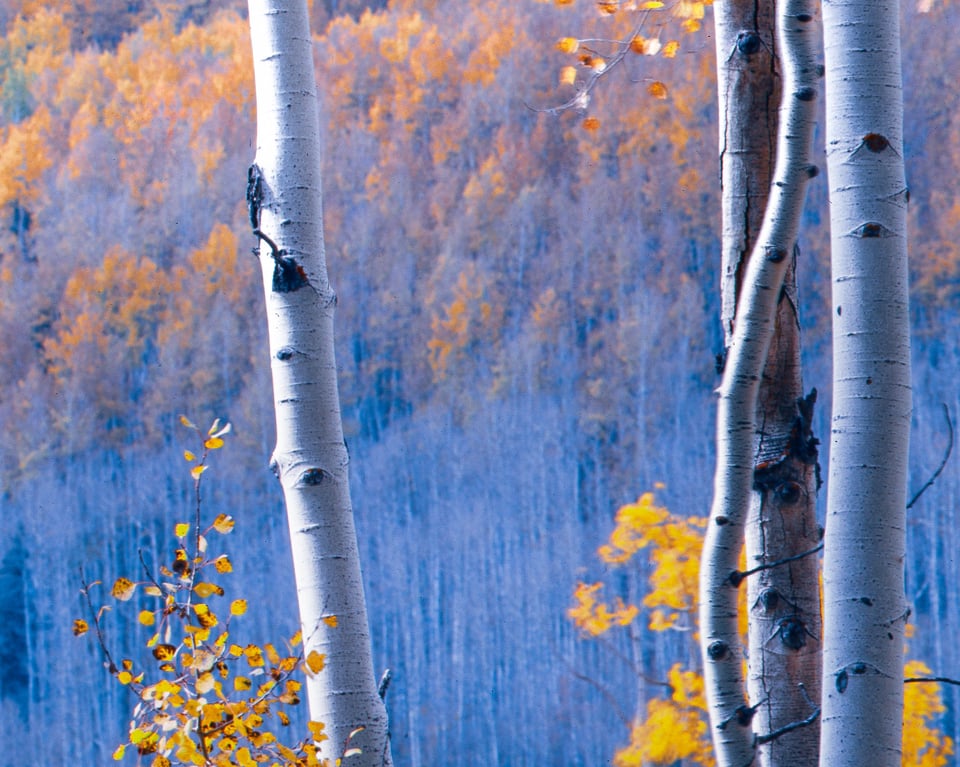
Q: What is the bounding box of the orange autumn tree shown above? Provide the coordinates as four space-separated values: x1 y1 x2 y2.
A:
569 491 953 767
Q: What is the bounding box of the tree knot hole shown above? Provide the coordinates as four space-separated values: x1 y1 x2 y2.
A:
736 30 762 56
707 640 729 661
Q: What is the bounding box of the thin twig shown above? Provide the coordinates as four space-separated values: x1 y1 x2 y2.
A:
566 667 633 727
730 542 823 586
905 676 960 686
755 706 820 745
907 403 953 509
526 16 649 115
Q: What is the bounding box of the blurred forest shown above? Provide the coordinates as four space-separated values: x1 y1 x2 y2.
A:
1 0 960 764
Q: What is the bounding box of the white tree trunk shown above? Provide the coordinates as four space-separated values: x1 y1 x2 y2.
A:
819 1 911 765
247 3 392 765
701 1 820 764
714 1 823 764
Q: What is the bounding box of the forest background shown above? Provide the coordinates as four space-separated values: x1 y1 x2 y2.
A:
1 0 959 764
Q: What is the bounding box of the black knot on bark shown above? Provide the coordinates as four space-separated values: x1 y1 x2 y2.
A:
767 247 789 263
863 132 890 152
715 515 730 526
301 467 331 486
795 86 817 102
805 164 819 178
775 481 803 504
777 616 808 651
273 254 310 293
276 347 295 361
707 640 729 661
736 30 762 56
795 12 813 21
852 222 887 238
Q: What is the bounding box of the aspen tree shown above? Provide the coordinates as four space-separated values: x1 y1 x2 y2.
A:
714 2 822 765
700 0 820 763
246 2 392 765
818 2 911 765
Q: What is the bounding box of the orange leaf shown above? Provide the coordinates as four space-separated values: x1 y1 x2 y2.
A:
305 650 326 675
73 619 89 636
648 81 668 99
111 578 137 601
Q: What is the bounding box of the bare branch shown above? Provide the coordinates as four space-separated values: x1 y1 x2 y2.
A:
906 403 953 509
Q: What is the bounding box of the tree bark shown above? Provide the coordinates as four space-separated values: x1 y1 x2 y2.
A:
819 1 911 765
701 1 820 764
247 3 392 765
714 2 824 764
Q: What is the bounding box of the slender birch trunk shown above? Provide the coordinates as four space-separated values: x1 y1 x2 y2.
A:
819 1 911 764
246 3 392 765
700 1 820 764
713 1 823 763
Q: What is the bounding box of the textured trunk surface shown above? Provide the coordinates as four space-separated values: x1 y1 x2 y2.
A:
715 2 823 764
701 1 820 765
247 3 392 765
819 1 911 765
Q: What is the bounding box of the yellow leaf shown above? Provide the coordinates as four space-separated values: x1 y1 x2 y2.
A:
195 583 224 598
230 599 247 616
348 727 365 739
111 578 137 601
144 585 162 597
244 645 265 667
204 437 225 450
212 514 235 534
73 619 89 636
640 0 664 6
265 644 281 665
183 450 196 462
234 676 252 691
662 40 680 58
190 464 208 480
236 747 256 767
343 748 362 758
290 630 303 647
117 670 133 685
214 556 233 574
139 610 155 627
153 644 176 661
556 37 579 53
175 523 190 538
305 650 326 675
196 672 215 694
559 66 577 86
179 415 196 429
112 745 126 760
648 81 668 99
682 18 701 32
322 615 338 628
307 721 328 743
277 711 290 726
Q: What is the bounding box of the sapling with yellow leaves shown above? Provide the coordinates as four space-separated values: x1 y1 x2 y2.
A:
75 418 364 767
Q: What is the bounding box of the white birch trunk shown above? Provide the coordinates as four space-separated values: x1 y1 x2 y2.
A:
819 1 911 764
247 3 392 765
714 1 823 764
701 1 820 764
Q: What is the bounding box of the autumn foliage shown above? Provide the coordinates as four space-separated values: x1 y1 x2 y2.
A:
570 491 954 766
76 419 360 767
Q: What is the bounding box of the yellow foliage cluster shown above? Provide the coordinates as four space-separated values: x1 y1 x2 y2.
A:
614 665 714 767
76 421 349 767
903 661 955 767
571 490 953 767
598 491 706 630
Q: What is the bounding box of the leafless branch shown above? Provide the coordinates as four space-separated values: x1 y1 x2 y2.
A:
907 403 953 509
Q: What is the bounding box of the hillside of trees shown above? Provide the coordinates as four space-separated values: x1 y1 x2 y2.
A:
1 0 960 764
